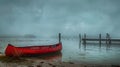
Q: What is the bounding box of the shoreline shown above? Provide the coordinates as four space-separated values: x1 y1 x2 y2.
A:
0 59 120 67
0 54 120 67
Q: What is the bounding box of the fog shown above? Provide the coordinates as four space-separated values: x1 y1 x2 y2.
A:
0 0 120 37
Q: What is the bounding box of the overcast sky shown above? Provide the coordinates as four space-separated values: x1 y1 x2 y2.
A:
0 0 120 37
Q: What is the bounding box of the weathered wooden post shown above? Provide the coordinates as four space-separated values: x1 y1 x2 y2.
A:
106 33 111 49
59 33 61 43
79 34 81 49
83 33 86 49
108 34 111 44
108 34 111 48
106 33 109 44
99 34 101 44
83 33 86 44
99 34 101 48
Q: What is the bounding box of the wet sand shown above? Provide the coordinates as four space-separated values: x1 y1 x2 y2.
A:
0 59 119 67
0 54 120 67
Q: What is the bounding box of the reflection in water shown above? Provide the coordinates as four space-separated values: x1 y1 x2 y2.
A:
0 52 62 62
22 51 62 62
62 40 120 65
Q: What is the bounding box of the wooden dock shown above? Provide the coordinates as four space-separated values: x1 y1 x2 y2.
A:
81 33 120 44
79 33 120 49
82 39 120 42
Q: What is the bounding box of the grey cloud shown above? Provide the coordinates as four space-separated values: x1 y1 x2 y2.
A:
0 0 120 37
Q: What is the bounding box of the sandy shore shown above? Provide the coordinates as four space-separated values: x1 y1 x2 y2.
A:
0 59 112 67
0 59 119 67
0 54 120 67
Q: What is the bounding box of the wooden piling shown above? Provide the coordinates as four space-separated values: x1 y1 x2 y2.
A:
108 34 111 44
99 34 101 44
106 33 109 44
79 34 81 48
83 33 86 44
99 34 101 47
83 33 86 49
59 33 61 43
108 34 111 48
79 34 81 44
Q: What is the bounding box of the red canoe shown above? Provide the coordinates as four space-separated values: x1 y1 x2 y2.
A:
5 43 62 57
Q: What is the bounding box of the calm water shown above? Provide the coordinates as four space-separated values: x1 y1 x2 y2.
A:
0 37 120 65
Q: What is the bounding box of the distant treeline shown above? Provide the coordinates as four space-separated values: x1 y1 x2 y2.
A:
0 34 36 38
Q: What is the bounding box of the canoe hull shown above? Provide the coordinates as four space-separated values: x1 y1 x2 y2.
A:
5 43 62 57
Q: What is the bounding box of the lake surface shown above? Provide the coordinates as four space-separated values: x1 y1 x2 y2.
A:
0 37 120 65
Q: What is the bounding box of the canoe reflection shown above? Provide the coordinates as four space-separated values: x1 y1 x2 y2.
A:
24 51 62 61
0 51 62 63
